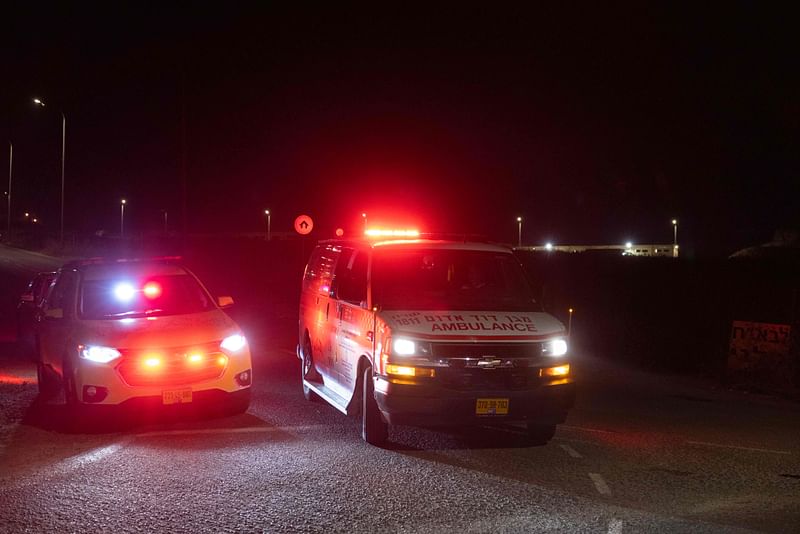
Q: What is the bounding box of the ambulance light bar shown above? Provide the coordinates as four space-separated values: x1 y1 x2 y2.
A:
364 229 420 238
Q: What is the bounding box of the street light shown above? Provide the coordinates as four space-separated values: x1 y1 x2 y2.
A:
671 219 678 258
120 199 127 237
33 98 66 247
264 209 271 241
516 216 522 247
545 242 553 251
6 141 11 241
362 212 367 233
161 209 168 234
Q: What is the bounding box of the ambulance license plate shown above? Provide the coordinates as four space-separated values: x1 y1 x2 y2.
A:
162 388 193 405
476 398 509 415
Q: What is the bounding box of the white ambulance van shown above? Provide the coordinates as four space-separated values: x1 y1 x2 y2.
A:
298 231 575 446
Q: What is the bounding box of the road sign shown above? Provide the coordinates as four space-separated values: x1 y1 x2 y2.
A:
294 215 314 235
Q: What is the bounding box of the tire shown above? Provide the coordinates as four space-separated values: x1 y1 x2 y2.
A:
36 362 59 400
62 357 80 407
361 365 388 446
301 337 321 402
227 389 251 415
526 422 557 446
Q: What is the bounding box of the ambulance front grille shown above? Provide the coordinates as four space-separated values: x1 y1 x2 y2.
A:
431 343 544 359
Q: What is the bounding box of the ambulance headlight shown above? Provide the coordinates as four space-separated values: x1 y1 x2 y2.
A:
220 334 247 352
544 339 568 357
392 338 431 357
393 338 416 356
80 345 122 363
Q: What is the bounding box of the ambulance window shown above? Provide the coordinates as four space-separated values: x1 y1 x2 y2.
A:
336 249 368 305
305 245 340 296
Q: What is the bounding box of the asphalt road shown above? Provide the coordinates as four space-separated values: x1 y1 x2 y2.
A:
0 244 798 533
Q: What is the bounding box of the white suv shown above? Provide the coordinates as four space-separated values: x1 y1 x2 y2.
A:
36 257 252 414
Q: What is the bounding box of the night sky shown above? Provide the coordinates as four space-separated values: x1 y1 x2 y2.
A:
2 4 797 257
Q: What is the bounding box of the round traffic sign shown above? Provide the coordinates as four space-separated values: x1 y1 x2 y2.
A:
294 214 314 235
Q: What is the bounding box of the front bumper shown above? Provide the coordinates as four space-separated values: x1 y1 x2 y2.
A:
374 377 575 426
73 348 253 405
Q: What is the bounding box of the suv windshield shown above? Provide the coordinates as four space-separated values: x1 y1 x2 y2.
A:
80 274 214 319
371 249 540 311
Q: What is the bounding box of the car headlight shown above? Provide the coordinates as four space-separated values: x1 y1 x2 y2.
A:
80 345 122 363
220 334 247 352
544 339 568 357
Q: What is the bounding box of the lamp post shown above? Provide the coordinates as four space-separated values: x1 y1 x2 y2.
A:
265 209 271 241
6 142 11 241
120 199 127 237
362 212 367 233
33 98 66 247
516 216 522 247
671 219 678 258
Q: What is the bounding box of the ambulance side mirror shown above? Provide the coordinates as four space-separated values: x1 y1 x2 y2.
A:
217 296 234 308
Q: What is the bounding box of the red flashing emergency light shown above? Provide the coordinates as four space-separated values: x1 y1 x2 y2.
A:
364 229 420 238
143 281 162 299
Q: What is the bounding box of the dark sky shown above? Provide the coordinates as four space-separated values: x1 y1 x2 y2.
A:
2 3 797 257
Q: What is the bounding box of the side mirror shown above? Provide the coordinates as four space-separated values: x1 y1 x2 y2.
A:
217 296 234 308
44 308 64 320
20 293 35 303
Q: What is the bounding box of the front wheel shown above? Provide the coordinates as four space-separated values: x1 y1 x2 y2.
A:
301 338 321 402
36 362 59 400
361 366 388 446
62 357 80 407
526 422 557 446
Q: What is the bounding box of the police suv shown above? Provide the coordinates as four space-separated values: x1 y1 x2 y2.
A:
36 257 252 414
298 231 575 446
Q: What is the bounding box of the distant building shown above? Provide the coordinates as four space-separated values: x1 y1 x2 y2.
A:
517 244 678 257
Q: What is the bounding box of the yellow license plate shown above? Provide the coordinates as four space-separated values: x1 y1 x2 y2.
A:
476 398 509 415
162 388 193 405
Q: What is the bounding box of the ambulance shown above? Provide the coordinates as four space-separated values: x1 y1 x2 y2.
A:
298 230 575 446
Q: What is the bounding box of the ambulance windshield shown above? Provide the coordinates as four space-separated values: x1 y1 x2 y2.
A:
371 249 540 311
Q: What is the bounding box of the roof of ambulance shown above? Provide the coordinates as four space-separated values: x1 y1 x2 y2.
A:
320 238 513 253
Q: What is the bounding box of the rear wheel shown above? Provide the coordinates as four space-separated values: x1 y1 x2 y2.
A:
301 337 320 402
526 422 557 446
361 365 388 446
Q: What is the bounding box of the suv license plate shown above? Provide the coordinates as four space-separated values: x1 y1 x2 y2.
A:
163 389 193 405
476 398 509 415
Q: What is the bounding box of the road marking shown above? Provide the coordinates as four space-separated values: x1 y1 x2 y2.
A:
686 440 792 455
561 425 617 434
608 518 623 533
560 444 583 458
589 472 611 495
133 424 323 438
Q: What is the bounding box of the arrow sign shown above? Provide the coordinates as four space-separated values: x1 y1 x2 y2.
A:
294 214 314 235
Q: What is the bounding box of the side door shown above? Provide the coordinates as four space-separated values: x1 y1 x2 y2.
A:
300 245 341 383
38 269 79 374
330 247 370 401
